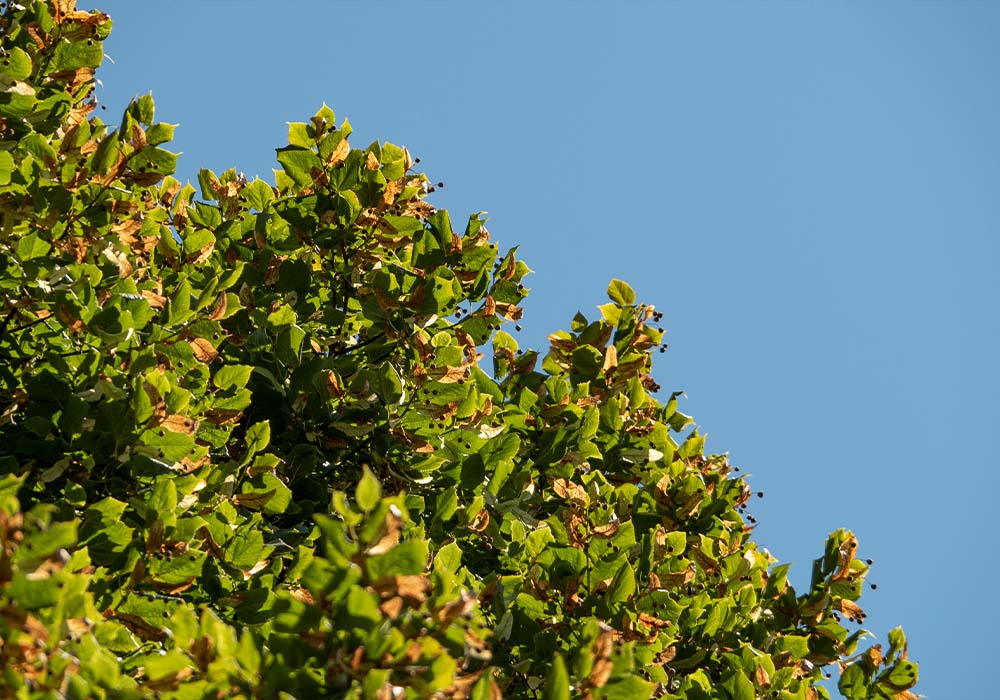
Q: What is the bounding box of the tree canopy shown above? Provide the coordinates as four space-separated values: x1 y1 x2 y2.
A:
0 2 918 699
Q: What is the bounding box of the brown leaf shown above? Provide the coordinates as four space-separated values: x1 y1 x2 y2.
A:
366 508 404 555
145 666 194 691
187 240 215 264
656 564 696 588
831 533 859 582
131 124 147 150
65 617 92 640
394 575 430 604
637 612 672 630
429 365 469 384
189 337 219 363
102 245 133 278
179 455 209 475
592 521 620 538
602 344 618 373
655 646 677 665
469 508 489 532
142 289 168 309
49 67 95 92
404 198 436 220
327 137 350 167
372 575 430 608
755 665 770 687
382 178 404 207
494 302 523 321
836 598 866 621
482 294 496 317
434 589 477 623
551 477 589 507
202 408 242 426
866 644 884 669
189 635 214 673
325 370 345 398
232 491 275 510
288 587 316 605
207 292 228 321
366 152 380 170
103 608 166 642
379 596 404 619
589 659 614 689
159 414 199 435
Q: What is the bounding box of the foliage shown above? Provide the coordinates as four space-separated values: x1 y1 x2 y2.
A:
0 2 919 699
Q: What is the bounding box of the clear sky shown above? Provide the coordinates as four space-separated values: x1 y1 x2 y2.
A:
97 2 1000 697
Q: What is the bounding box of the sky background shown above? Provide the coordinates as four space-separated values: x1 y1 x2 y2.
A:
96 2 999 697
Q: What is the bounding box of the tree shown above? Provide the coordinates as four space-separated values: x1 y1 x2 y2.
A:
0 2 918 699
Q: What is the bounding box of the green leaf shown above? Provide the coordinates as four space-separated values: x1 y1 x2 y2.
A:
259 472 293 516
607 561 636 604
167 276 193 326
244 178 275 211
266 303 297 328
884 660 919 688
213 364 253 391
730 670 754 700
1 47 32 81
356 465 382 512
276 146 322 188
0 151 13 185
839 663 869 700
51 37 104 72
16 232 51 260
242 421 271 463
148 479 178 528
595 676 657 700
543 653 570 700
607 279 636 305
226 528 269 570
366 539 428 580
145 122 176 146
147 548 207 584
287 121 312 148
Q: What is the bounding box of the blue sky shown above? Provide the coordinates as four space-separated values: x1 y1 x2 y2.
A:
98 2 1000 697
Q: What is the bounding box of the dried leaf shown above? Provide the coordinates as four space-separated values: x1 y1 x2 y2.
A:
469 508 489 532
207 292 228 320
836 598 866 621
142 289 168 309
189 337 218 363
102 245 133 278
103 608 167 642
327 137 350 167
232 491 275 510
602 344 618 373
379 596 404 619
494 302 523 321
159 414 199 434
551 478 589 507
434 589 477 623
755 665 770 687
325 370 344 398
592 521 620 538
